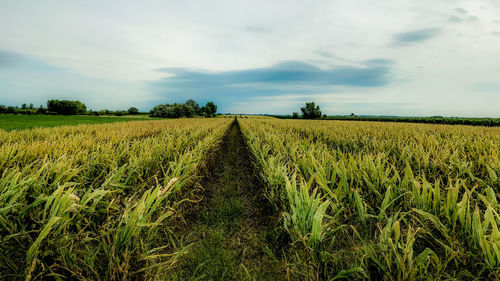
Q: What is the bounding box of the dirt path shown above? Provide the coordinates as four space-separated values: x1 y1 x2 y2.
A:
166 119 286 280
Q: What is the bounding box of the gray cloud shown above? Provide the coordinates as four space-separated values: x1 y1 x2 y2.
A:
155 61 391 87
448 15 463 22
148 61 392 107
449 15 478 22
449 7 478 23
364 59 395 66
314 51 333 58
313 51 362 65
393 28 440 45
0 50 62 71
0 50 31 68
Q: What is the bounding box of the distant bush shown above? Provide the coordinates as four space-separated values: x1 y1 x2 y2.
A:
127 107 139 115
0 105 38 115
17 109 37 115
150 103 190 118
37 106 47 114
0 100 147 117
6 106 17 114
47 99 87 115
150 100 218 118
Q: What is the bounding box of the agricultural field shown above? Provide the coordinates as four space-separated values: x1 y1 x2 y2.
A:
239 118 500 280
0 114 152 131
0 118 232 280
0 117 499 280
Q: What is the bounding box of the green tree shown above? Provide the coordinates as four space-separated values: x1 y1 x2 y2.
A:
150 101 218 118
292 112 299 119
149 104 183 118
203 101 217 117
150 104 173 118
6 106 16 114
127 107 139 114
300 102 321 119
182 104 196 117
185 99 201 115
47 100 87 115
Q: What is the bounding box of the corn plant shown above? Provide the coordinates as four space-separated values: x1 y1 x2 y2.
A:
239 118 500 279
0 118 232 280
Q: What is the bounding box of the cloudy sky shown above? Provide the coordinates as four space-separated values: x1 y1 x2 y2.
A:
1 0 499 116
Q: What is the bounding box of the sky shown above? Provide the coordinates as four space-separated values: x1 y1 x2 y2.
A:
1 0 500 117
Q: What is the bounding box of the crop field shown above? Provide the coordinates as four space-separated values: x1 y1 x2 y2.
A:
0 114 152 132
239 118 500 280
0 118 232 280
0 117 499 280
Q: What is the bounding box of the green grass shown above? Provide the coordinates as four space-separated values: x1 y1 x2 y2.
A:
0 114 153 131
166 122 284 280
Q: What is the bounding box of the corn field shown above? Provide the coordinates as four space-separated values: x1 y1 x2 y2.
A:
0 118 232 280
239 118 500 280
2 117 499 280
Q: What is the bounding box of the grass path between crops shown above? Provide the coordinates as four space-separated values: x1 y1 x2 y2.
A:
166 119 286 280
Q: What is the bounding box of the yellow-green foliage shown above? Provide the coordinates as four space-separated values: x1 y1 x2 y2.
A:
239 119 500 280
0 118 232 280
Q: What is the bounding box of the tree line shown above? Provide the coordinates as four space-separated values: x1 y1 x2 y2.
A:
0 99 218 118
282 101 500 127
324 115 500 127
0 100 137 116
149 100 217 118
